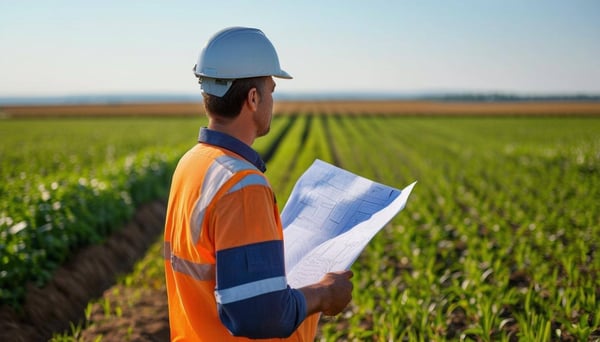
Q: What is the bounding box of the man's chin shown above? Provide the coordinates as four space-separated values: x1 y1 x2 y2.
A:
257 126 271 138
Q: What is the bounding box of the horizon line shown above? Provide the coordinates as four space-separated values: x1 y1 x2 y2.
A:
1 90 600 106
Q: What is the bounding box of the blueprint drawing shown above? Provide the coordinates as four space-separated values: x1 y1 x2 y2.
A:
281 159 416 288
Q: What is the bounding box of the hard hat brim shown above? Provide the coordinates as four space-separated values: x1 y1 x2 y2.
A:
274 69 292 80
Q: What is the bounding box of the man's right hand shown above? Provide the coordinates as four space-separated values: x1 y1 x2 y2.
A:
299 270 354 316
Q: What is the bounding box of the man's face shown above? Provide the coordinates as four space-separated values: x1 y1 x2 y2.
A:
254 77 275 138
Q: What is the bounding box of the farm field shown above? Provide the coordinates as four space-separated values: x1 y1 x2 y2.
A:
1 101 599 341
3 99 600 118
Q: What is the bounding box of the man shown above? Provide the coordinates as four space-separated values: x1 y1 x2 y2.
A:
164 27 353 341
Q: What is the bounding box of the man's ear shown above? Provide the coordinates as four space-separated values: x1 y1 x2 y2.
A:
247 87 259 111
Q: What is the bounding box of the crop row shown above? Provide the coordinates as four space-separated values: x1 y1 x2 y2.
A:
0 118 205 307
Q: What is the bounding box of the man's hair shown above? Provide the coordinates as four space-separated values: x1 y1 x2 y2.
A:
202 77 266 119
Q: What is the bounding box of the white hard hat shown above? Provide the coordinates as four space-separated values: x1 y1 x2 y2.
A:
194 27 292 97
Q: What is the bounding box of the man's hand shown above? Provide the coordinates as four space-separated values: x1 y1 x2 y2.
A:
299 270 354 316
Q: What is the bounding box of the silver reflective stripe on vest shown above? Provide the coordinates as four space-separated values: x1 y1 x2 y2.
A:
215 276 287 305
172 255 215 281
226 173 269 194
164 242 215 281
190 155 257 243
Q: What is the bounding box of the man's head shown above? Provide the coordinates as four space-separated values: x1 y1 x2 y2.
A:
194 27 291 119
202 77 266 119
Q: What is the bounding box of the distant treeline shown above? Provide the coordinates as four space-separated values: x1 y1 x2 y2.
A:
277 92 600 102
423 93 600 102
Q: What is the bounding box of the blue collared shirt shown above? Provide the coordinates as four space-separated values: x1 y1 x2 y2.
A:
198 127 267 173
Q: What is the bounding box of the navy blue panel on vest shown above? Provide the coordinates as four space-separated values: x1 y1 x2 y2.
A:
218 286 306 338
216 240 285 289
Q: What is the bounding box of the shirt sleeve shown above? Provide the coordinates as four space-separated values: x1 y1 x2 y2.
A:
209 172 307 338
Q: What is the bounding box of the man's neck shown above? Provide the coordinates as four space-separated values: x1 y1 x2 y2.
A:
208 118 255 147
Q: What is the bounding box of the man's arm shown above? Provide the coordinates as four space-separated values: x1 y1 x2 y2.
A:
214 239 307 338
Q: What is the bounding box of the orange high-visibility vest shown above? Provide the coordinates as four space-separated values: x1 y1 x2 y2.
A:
164 129 319 341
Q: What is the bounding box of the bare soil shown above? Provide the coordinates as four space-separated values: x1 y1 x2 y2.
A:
78 285 169 342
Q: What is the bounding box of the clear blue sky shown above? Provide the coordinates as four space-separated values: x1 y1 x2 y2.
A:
1 0 599 97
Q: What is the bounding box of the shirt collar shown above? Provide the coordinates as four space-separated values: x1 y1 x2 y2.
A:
198 127 266 172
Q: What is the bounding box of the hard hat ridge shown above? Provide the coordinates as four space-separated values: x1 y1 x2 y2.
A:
194 27 291 97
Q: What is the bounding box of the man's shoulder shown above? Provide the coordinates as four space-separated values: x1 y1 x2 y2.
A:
177 143 229 167
178 144 263 184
